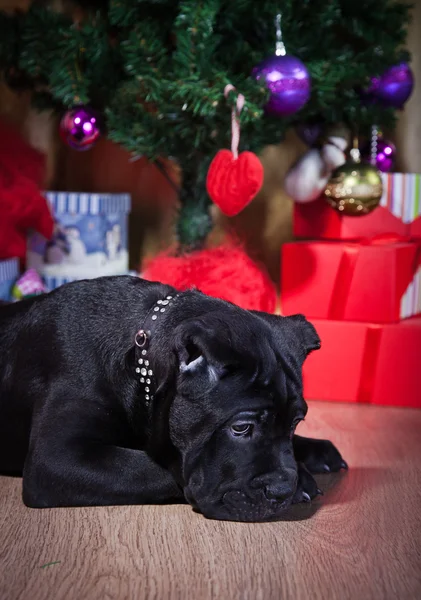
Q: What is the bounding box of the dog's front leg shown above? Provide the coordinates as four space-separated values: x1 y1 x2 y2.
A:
23 442 183 508
21 386 183 508
292 462 321 504
292 434 348 474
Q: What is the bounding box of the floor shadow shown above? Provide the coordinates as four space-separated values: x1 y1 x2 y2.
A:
282 501 321 522
279 465 392 521
314 465 393 505
1 467 390 521
0 471 23 478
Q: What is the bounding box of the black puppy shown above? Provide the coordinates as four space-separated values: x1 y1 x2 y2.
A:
0 276 346 522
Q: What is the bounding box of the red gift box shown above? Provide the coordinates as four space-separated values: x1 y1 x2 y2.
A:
293 198 408 240
303 318 421 408
294 173 421 241
412 216 421 238
281 239 421 323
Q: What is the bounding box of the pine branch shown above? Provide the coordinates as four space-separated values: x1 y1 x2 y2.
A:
0 0 413 249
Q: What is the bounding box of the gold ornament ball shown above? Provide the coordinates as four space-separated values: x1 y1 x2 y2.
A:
323 161 383 216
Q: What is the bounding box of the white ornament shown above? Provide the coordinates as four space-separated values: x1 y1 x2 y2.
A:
284 135 348 204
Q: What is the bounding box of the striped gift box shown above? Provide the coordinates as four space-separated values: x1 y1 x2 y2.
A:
43 272 134 293
0 258 19 301
380 173 421 224
43 275 80 291
44 192 131 215
400 265 421 320
27 192 131 292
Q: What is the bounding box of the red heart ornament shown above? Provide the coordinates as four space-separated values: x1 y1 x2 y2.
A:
206 149 264 217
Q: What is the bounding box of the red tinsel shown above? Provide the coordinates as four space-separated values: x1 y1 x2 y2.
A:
142 243 277 313
0 119 54 263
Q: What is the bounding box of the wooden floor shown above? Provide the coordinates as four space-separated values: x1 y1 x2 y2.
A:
1 401 421 600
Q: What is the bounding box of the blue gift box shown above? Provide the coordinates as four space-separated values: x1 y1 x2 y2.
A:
27 192 131 290
0 258 19 301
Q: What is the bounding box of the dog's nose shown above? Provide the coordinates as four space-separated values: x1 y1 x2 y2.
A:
263 481 294 502
251 472 295 503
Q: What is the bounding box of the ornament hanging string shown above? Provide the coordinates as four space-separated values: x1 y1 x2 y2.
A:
350 135 361 163
363 126 395 172
371 125 379 166
73 46 86 105
275 13 286 56
206 85 264 216
224 84 245 160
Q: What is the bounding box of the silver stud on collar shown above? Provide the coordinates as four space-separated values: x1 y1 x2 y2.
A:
134 292 179 409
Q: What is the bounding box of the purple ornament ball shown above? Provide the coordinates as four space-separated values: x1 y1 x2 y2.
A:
253 55 311 116
59 106 101 151
362 138 396 173
367 62 414 109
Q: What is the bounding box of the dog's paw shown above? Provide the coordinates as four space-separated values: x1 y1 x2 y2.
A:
292 463 322 504
293 435 348 475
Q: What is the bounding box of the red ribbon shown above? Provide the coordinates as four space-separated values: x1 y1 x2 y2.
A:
359 232 414 245
327 245 360 320
356 325 383 403
327 234 421 320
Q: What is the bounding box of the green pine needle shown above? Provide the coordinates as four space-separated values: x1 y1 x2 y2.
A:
0 0 412 249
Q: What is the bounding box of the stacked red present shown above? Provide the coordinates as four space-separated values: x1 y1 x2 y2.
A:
281 173 421 409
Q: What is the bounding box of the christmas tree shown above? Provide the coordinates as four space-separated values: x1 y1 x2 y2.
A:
0 0 412 250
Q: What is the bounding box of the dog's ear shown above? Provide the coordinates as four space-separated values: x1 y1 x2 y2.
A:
173 320 229 381
282 314 321 358
250 311 321 365
177 338 220 381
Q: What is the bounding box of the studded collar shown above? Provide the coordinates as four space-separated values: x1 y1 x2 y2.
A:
134 293 179 408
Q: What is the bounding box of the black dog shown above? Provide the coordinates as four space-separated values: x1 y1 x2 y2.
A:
0 276 346 522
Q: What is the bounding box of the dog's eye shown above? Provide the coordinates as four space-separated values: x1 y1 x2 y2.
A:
230 423 253 437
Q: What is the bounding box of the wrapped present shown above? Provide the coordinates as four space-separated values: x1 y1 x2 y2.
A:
0 258 19 301
381 173 421 238
27 192 131 290
11 269 47 301
294 172 420 241
303 317 421 408
281 237 421 323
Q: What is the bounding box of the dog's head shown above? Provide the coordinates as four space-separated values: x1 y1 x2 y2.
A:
144 296 320 522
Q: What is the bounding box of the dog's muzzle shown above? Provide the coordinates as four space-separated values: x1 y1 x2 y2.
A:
185 475 297 522
193 488 294 522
